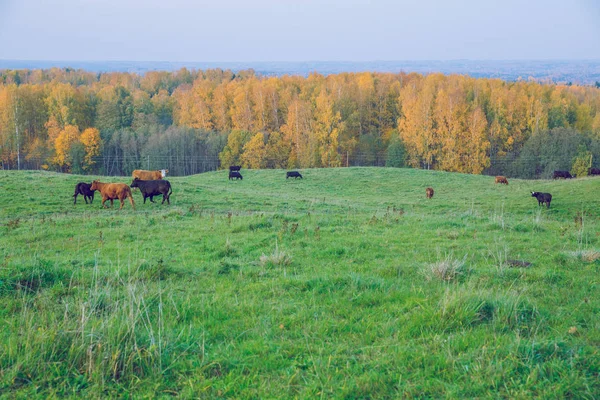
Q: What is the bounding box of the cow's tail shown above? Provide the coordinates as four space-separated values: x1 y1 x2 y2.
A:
127 187 136 210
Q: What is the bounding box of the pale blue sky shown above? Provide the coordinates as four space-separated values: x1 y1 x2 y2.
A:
0 0 599 61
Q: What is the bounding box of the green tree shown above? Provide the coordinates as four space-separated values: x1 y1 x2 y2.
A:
385 135 406 167
571 145 592 178
218 130 252 168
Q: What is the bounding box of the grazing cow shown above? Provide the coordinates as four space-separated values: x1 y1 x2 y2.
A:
286 171 303 179
553 170 573 179
229 171 243 180
426 187 434 199
531 191 552 208
132 169 168 181
588 167 600 176
495 176 509 185
229 165 241 172
130 178 172 204
73 182 95 204
90 180 136 210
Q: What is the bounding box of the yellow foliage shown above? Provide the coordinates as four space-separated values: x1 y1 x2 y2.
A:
79 128 102 169
241 132 267 169
53 125 80 168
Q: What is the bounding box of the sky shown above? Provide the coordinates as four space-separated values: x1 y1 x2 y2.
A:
0 0 599 62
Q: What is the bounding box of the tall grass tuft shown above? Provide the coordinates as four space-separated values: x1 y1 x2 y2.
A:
260 241 292 268
422 254 467 282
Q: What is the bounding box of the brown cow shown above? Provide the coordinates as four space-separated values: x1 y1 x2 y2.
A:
495 176 509 185
132 169 168 181
426 187 434 199
90 180 136 210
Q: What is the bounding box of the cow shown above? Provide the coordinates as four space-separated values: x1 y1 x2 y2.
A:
553 170 573 179
132 169 168 181
229 171 243 180
531 191 552 208
90 180 136 210
286 171 303 179
130 178 172 204
426 187 434 199
73 182 95 204
588 167 600 176
229 165 241 172
495 176 509 185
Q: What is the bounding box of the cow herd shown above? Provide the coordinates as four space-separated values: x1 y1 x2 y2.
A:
72 166 305 210
424 169 598 209
73 167 597 211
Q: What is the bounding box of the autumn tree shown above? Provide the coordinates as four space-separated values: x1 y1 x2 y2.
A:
79 127 102 170
241 132 267 169
219 130 252 168
52 125 80 170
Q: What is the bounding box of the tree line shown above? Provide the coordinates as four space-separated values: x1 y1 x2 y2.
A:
1 68 599 177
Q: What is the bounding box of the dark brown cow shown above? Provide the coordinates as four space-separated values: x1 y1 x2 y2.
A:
286 171 303 179
73 182 95 204
426 187 434 199
553 170 573 179
588 167 600 176
531 191 552 208
130 178 172 204
90 180 136 210
229 171 243 180
495 176 509 185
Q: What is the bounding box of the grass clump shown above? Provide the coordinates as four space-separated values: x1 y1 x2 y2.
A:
567 249 600 262
422 254 467 282
259 241 292 268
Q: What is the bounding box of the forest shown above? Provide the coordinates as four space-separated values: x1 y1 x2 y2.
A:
1 68 599 178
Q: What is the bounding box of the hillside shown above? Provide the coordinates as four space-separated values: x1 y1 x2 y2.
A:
0 167 599 397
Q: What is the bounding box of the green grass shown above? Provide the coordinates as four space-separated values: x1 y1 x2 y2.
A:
0 167 599 398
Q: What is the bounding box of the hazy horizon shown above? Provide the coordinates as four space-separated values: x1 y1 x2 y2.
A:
1 0 599 62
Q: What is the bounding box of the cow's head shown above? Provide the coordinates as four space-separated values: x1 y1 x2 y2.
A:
531 191 538 197
160 169 168 178
130 178 140 188
90 180 99 191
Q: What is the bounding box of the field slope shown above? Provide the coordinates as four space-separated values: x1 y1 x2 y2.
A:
0 168 599 398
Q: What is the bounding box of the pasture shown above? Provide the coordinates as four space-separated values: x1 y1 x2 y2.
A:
0 167 599 398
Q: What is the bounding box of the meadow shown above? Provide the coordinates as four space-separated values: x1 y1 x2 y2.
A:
0 167 598 398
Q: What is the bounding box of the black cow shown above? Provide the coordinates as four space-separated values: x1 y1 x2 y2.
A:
588 167 600 176
73 182 95 204
531 191 552 208
553 170 573 179
229 171 243 180
130 178 172 204
286 171 303 179
229 165 241 172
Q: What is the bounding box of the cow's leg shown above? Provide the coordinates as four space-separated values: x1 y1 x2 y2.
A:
73 194 78 205
150 195 155 203
110 199 114 208
84 195 89 204
119 198 125 210
101 197 107 208
143 195 147 204
128 195 135 210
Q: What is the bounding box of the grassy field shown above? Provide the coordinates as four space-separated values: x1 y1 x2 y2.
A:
0 167 599 398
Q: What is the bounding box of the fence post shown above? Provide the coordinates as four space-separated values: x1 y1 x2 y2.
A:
147 155 150 170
